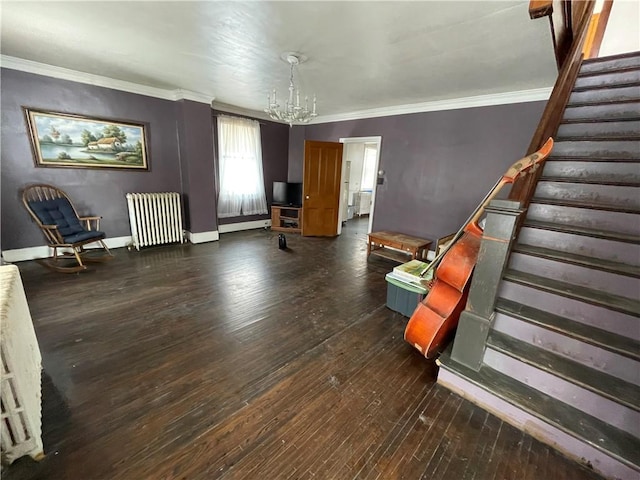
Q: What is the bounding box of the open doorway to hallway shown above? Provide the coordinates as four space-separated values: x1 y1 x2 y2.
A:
337 136 382 235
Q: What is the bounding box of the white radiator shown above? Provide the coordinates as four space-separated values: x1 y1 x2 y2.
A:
0 265 43 465
126 192 184 250
353 191 372 216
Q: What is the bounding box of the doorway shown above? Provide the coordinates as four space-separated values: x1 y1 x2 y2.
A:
337 136 382 235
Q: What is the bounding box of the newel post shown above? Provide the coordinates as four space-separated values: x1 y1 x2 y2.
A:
450 199 525 370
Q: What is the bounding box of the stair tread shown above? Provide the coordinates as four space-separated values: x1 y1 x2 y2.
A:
523 219 640 244
556 134 640 141
562 117 640 124
581 51 640 64
568 99 640 108
553 138 640 149
487 330 640 412
574 78 640 92
556 135 640 141
580 52 640 76
550 145 640 161
548 155 640 162
438 351 640 469
555 119 640 142
555 135 640 139
562 103 640 123
495 298 640 363
539 175 640 186
560 119 640 128
568 86 640 107
531 196 640 214
512 243 640 278
503 269 640 317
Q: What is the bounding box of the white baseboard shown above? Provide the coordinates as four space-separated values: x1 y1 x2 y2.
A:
1 236 131 263
185 230 219 244
218 219 271 234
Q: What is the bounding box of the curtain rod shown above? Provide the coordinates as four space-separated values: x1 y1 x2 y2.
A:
213 113 268 125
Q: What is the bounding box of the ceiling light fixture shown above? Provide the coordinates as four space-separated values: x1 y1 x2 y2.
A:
265 53 317 126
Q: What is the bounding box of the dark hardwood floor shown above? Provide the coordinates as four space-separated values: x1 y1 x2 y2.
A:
4 217 604 480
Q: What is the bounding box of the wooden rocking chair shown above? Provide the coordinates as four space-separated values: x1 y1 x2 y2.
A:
22 184 113 273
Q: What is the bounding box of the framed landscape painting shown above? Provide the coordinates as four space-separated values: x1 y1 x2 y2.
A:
24 108 149 170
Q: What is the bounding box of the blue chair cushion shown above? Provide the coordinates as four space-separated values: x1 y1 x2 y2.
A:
28 198 104 244
63 230 105 244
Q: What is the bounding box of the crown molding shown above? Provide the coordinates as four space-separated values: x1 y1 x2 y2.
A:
0 55 214 104
1 55 551 120
173 89 215 104
212 101 276 122
311 87 553 124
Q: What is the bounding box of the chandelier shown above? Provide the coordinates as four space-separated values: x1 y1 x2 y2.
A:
265 53 318 126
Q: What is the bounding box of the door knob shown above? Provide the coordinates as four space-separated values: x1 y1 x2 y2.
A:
305 195 310 199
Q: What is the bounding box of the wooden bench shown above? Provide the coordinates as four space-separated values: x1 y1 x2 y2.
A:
367 231 432 263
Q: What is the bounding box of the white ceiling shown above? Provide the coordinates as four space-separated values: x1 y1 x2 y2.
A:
0 1 558 121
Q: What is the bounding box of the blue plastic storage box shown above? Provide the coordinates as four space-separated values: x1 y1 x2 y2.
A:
385 273 428 317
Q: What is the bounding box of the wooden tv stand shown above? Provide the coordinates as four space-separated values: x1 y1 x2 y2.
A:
271 206 303 233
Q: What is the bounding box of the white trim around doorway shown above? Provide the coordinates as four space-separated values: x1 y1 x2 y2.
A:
338 136 382 235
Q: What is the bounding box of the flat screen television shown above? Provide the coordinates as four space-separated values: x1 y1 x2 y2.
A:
272 181 303 207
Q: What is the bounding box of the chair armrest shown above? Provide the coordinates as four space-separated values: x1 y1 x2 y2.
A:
40 224 64 243
79 216 102 230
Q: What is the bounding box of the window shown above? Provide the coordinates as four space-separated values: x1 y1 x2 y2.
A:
360 144 378 191
216 115 268 218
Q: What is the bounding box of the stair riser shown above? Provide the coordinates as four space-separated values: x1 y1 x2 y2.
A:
541 160 640 184
552 140 640 159
518 226 640 267
563 103 640 122
557 121 640 140
498 281 639 340
534 182 640 210
508 253 638 298
574 70 640 90
580 55 640 75
491 314 640 386
569 86 640 106
483 348 640 436
527 203 640 236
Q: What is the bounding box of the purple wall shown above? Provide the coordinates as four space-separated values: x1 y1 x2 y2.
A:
212 112 290 225
1 68 181 250
289 102 546 242
1 70 291 251
1 66 544 251
176 100 217 233
287 126 306 182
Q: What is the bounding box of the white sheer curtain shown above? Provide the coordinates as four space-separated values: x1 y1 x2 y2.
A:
216 115 268 218
361 144 377 190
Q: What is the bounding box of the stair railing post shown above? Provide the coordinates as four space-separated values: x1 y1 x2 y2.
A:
450 199 526 370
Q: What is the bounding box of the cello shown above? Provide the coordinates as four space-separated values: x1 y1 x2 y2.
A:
404 138 554 358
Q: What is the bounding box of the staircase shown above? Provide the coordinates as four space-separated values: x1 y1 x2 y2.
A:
438 51 640 480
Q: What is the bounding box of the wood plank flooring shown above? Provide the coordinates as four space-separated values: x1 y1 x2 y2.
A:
3 217 604 480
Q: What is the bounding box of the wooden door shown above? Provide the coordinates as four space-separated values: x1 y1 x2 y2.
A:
302 140 343 236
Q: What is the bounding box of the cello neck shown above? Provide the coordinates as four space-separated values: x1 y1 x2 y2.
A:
420 138 554 277
420 177 505 277
466 178 509 231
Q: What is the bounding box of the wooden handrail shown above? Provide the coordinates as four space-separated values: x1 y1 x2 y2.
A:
510 0 595 203
529 0 553 19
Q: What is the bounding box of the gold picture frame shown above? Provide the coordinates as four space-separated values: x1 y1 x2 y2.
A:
24 108 150 170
